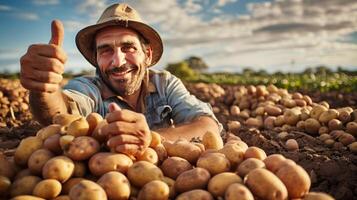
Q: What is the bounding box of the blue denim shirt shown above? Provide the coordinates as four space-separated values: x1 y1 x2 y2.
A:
63 69 222 131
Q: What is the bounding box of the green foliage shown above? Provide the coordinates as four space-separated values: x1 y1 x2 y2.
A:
165 61 198 81
185 56 208 72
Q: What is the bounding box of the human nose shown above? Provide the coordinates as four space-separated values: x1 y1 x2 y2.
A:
111 47 127 66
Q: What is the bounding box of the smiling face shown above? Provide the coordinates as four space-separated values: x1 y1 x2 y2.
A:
95 26 152 96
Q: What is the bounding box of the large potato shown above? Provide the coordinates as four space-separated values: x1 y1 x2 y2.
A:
52 113 81 127
137 180 169 200
154 144 168 163
276 163 311 198
0 153 16 179
62 178 85 194
196 152 230 175
97 171 130 200
89 152 133 176
32 179 62 199
175 167 211 193
28 148 54 175
161 157 193 179
237 158 265 178
149 131 162 148
91 119 108 143
10 175 42 197
64 136 100 161
245 168 288 200
208 172 242 197
162 176 176 199
67 117 90 137
43 134 62 155
303 192 334 200
52 195 70 200
10 195 45 200
69 180 107 200
72 161 87 177
244 146 267 160
219 143 245 168
127 161 163 188
42 156 74 183
14 136 43 166
225 183 254 200
175 189 213 200
0 175 11 194
137 147 158 164
36 124 62 141
86 112 103 135
164 140 201 164
263 154 286 173
202 131 223 150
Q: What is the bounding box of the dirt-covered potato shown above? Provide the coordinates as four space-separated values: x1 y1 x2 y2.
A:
319 109 339 124
202 131 223 150
303 192 335 200
64 136 100 161
36 124 62 141
164 140 201 164
32 179 62 199
10 175 42 197
88 152 133 176
175 189 214 200
276 162 311 198
161 157 193 179
137 147 158 164
263 154 286 173
208 172 242 197
244 146 267 160
127 161 163 188
69 180 107 200
14 136 43 166
175 167 211 193
42 156 74 183
28 148 54 175
225 183 254 200
137 180 169 200
310 105 328 120
67 117 90 137
196 152 230 175
0 175 11 194
245 168 288 200
304 118 321 135
97 171 130 200
237 158 265 177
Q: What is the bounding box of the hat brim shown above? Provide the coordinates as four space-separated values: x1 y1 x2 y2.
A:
76 19 163 68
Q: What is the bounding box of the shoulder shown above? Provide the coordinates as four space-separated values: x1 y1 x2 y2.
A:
63 75 101 95
149 69 181 84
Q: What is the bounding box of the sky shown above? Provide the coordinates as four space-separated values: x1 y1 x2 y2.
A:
0 0 357 74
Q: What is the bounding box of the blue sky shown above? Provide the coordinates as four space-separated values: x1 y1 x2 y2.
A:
1 0 357 74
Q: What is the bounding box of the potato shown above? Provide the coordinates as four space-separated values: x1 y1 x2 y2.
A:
59 135 75 150
137 147 158 164
73 161 87 177
225 183 254 200
245 117 263 128
127 161 163 188
176 189 213 200
276 163 311 198
208 172 242 197
346 122 357 137
67 117 90 137
13 168 32 181
43 134 62 154
175 168 211 193
164 140 201 164
91 119 108 143
28 149 54 175
338 133 356 146
0 153 15 179
310 105 328 120
202 131 223 150
161 157 193 179
230 105 240 116
97 171 130 200
154 144 168 163
227 120 241 131
245 168 288 200
264 116 276 129
237 158 265 177
149 131 162 148
244 146 267 160
42 156 74 183
52 113 81 127
61 178 85 194
32 179 62 199
349 142 357 153
197 152 230 175
137 180 169 200
10 195 45 200
52 195 70 200
14 136 43 166
328 119 343 131
86 112 103 135
283 109 300 126
304 118 321 135
219 143 245 168
274 115 285 127
263 154 286 173
303 192 335 200
286 139 299 151
265 105 282 116
162 176 176 199
10 175 42 197
89 152 133 176
319 109 338 124
0 175 11 194
338 109 352 123
64 136 100 161
69 180 107 200
36 124 62 140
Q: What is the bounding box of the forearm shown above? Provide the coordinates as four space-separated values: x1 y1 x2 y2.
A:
29 90 69 125
155 116 220 142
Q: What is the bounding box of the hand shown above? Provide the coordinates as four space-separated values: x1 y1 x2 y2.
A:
104 103 152 157
20 20 67 93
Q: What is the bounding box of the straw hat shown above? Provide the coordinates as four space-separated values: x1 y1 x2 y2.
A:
76 3 163 68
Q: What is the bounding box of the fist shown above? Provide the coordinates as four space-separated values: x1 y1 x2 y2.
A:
20 20 67 93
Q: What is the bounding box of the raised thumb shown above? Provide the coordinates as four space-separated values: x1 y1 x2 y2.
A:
109 103 122 113
49 20 64 46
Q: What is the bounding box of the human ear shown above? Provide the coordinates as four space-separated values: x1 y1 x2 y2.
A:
144 46 153 66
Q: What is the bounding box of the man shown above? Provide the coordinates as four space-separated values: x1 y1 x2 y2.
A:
20 3 221 157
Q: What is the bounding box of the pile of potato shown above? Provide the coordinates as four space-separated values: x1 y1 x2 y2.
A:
210 84 357 153
0 112 334 200
0 79 31 128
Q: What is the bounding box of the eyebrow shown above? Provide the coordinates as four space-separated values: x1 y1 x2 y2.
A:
96 41 136 50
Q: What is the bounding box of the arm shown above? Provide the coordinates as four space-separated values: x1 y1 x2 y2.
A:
155 116 220 142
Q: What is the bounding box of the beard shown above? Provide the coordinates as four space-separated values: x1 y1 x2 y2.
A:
102 63 146 96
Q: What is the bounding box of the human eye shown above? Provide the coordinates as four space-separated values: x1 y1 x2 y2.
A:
121 44 137 53
97 45 113 56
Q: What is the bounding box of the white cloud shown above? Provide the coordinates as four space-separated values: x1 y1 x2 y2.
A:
63 20 87 32
0 4 11 11
76 0 108 19
16 12 39 21
32 0 59 5
216 0 238 7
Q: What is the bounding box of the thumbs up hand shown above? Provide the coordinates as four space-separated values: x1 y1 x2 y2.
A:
20 20 67 93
